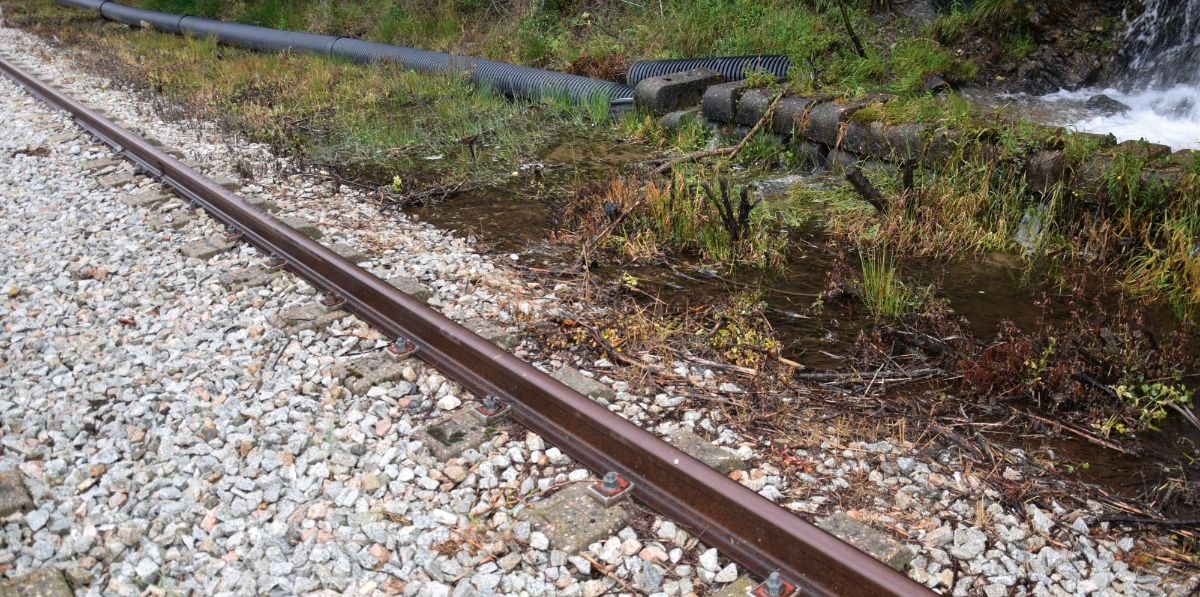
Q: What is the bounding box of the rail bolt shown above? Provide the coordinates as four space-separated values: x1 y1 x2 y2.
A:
386 337 419 362
471 394 511 425
266 255 287 272
318 292 346 312
221 225 243 242
587 471 633 507
751 572 798 597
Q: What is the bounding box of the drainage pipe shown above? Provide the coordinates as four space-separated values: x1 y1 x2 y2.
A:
627 55 791 86
54 0 635 105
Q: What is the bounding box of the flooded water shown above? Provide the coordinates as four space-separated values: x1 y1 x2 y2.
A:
409 136 1200 513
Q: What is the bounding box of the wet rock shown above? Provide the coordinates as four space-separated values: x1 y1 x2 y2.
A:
1084 94 1131 116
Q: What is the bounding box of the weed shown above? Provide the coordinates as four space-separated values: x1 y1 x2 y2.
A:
858 248 920 319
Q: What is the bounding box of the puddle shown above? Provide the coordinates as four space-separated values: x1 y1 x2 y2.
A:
408 138 1200 513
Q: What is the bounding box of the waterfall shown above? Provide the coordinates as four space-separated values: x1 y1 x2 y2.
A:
1116 0 1200 89
1036 0 1200 150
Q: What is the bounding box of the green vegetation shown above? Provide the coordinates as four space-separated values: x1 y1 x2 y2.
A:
1101 381 1194 435
114 0 979 96
857 248 922 320
4 0 617 188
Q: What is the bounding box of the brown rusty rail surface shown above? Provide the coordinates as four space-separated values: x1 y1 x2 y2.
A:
0 54 935 597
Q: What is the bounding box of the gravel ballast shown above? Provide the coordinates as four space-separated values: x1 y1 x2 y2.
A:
2 21 1199 597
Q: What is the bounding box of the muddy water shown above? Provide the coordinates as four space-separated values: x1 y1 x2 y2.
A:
410 143 1200 513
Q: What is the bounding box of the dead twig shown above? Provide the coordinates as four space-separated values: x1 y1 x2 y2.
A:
654 90 785 174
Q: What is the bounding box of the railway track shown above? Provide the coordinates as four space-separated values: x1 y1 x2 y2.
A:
0 53 933 597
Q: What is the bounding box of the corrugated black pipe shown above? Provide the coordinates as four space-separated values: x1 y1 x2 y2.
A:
627 55 790 86
55 0 635 105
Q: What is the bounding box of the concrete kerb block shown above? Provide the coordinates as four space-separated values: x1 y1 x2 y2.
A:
735 88 772 127
180 236 238 260
771 95 829 137
659 107 701 130
711 576 760 597
521 482 635 555
268 302 347 335
147 210 195 230
551 367 616 402
666 428 745 474
98 172 135 188
339 354 409 396
414 403 496 461
121 189 172 208
277 216 323 240
330 243 368 264
388 276 434 304
463 319 518 350
702 81 749 123
815 511 914 571
634 68 724 116
209 172 242 192
805 99 875 148
218 266 281 292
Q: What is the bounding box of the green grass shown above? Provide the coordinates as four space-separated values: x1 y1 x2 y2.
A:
858 248 920 320
111 0 977 97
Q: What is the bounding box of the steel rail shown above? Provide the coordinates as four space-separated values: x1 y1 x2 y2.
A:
0 54 935 597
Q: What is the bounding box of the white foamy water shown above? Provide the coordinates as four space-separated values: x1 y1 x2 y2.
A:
1042 85 1200 151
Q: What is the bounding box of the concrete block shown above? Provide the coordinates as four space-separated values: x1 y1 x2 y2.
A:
826 148 862 170
463 319 517 350
882 123 925 162
82 157 122 171
735 88 772 127
523 482 635 555
815 512 914 571
340 355 409 396
415 405 496 461
98 173 134 188
702 81 749 123
659 107 701 130
804 99 874 147
277 216 322 240
209 172 241 191
551 367 615 402
331 243 368 264
793 139 828 170
180 236 237 260
44 133 78 144
920 129 965 165
147 210 195 230
634 68 724 116
0 471 33 517
0 568 73 597
121 190 171 208
388 276 434 304
218 267 281 291
268 302 346 334
711 576 759 597
245 194 280 212
771 94 829 137
1117 139 1172 161
667 428 744 474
